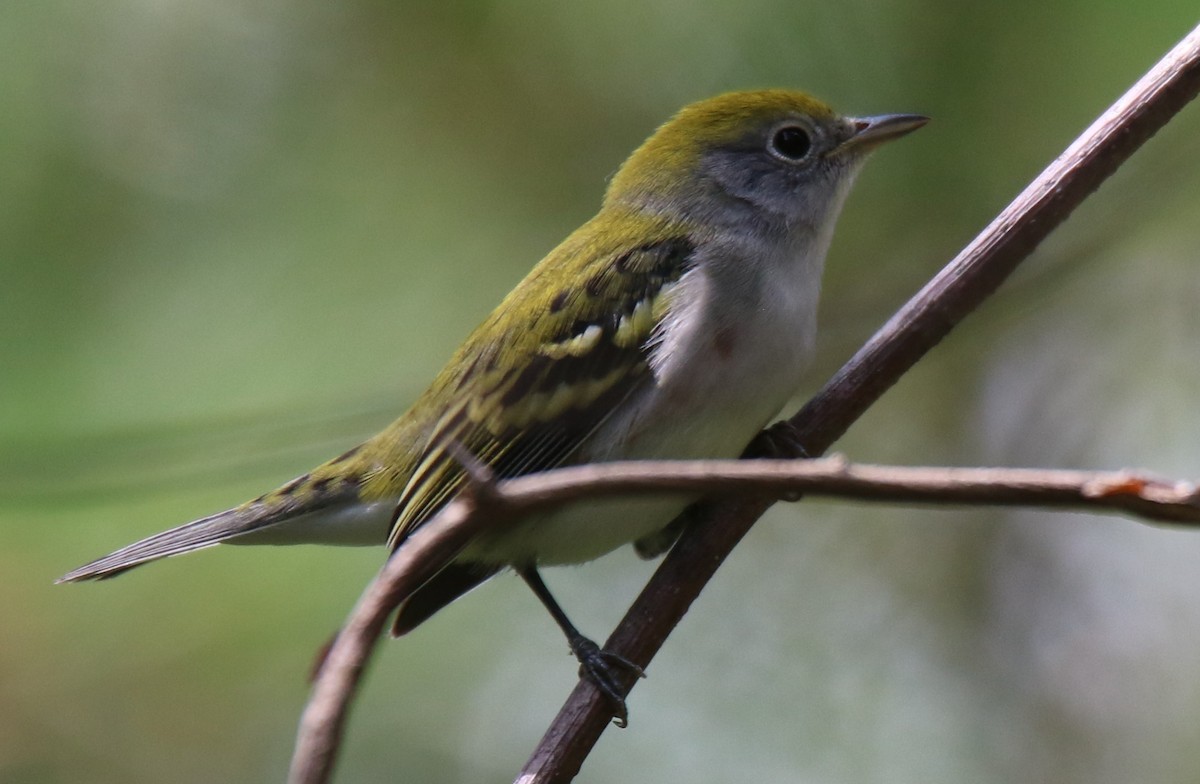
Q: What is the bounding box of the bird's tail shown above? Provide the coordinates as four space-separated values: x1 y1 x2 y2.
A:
57 504 296 582
56 467 378 583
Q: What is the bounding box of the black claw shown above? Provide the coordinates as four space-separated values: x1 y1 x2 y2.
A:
569 635 645 727
746 420 811 460
744 422 813 502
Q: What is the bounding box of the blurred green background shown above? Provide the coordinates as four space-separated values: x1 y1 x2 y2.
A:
5 2 1200 782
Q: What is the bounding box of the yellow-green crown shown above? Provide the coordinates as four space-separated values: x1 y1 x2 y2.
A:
605 89 839 205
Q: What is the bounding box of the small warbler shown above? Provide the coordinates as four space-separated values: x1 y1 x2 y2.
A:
61 90 925 720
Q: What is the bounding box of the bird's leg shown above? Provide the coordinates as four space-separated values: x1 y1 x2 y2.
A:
517 565 645 727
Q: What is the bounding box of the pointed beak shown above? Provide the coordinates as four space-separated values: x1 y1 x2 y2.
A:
832 113 929 156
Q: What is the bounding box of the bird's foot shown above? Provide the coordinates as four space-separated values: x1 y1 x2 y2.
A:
745 420 811 461
569 635 645 728
745 421 813 501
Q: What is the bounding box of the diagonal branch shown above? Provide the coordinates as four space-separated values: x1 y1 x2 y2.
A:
517 22 1200 784
287 497 484 784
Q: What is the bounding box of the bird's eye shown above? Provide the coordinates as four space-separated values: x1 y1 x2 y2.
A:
769 125 812 161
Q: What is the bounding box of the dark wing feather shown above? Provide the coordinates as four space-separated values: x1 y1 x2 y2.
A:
388 236 696 550
392 562 501 636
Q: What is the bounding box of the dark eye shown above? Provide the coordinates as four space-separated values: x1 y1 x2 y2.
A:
770 126 812 161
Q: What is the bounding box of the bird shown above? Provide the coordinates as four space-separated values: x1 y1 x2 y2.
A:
60 89 926 723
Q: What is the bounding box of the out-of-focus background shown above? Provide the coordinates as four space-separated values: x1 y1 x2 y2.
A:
4 3 1200 782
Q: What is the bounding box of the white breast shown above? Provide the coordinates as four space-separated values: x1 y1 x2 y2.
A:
470 231 828 566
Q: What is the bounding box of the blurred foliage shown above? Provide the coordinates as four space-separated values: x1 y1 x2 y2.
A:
4 2 1200 783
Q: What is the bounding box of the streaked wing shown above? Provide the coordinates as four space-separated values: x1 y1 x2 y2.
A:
388 234 696 549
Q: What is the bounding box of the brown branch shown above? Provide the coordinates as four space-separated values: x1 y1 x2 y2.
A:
287 498 484 784
336 460 1200 533
517 22 1200 784
488 459 1200 524
288 458 1200 782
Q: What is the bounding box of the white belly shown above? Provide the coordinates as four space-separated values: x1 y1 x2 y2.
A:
464 248 820 566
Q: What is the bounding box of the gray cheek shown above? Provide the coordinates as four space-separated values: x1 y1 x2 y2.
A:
706 154 783 202
704 152 839 222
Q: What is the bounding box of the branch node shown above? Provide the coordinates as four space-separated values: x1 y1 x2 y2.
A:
445 439 502 509
1081 472 1149 499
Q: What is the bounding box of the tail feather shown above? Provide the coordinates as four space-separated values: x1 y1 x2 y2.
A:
57 505 292 582
58 462 374 583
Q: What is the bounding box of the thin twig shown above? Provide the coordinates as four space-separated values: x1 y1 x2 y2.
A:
288 457 1200 782
287 499 483 784
472 459 1200 524
517 22 1200 784
335 460 1200 536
